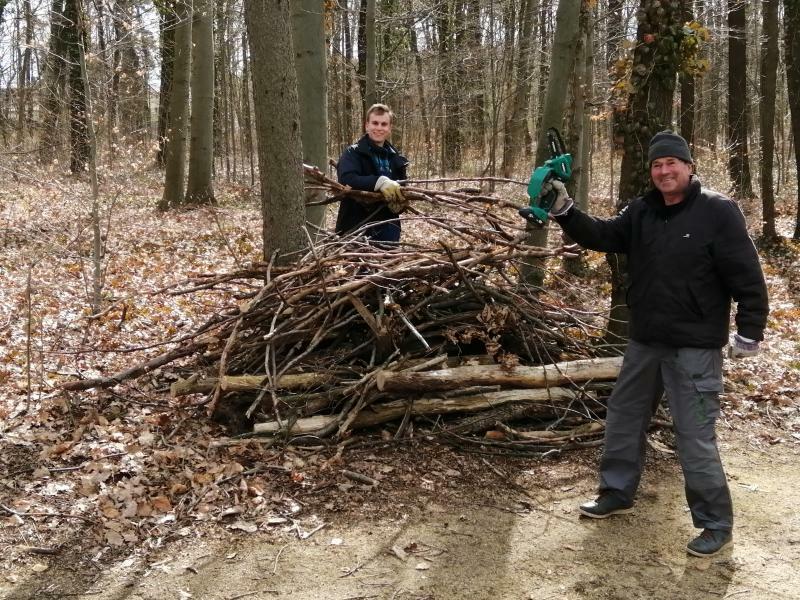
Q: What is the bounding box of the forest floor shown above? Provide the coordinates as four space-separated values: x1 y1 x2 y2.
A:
0 159 799 600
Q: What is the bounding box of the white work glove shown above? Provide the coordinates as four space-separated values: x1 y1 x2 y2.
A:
543 179 574 216
728 333 759 359
374 176 408 214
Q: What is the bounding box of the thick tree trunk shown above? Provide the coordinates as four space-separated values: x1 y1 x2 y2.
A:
156 6 177 167
727 0 755 199
185 0 216 205
501 0 537 179
244 0 307 262
364 0 376 109
16 0 33 145
291 0 328 230
679 0 695 148
39 0 67 163
160 0 192 209
786 0 800 240
606 0 683 343
563 0 593 276
760 0 779 239
521 0 581 285
65 0 89 174
437 0 464 173
407 7 433 176
357 0 367 114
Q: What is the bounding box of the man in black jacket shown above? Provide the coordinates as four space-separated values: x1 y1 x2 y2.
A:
335 104 409 242
547 130 768 557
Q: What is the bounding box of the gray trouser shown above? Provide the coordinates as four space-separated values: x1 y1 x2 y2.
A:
599 340 733 531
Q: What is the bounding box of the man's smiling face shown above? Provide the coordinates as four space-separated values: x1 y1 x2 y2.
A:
650 156 693 204
365 112 392 146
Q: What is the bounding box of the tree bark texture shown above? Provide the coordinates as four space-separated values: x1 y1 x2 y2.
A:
606 0 683 343
436 0 464 173
679 0 695 148
364 0 376 109
291 0 329 230
39 0 67 163
244 0 307 262
501 0 537 179
160 0 192 209
156 5 177 167
727 0 755 199
253 386 581 435
65 0 89 174
186 0 216 205
759 0 779 239
357 0 367 114
522 0 581 284
376 356 622 393
786 0 800 239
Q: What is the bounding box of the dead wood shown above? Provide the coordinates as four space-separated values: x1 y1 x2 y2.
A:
170 372 335 397
253 386 578 435
376 356 623 393
63 170 618 450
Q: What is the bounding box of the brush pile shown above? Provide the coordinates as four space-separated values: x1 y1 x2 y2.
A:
63 170 623 451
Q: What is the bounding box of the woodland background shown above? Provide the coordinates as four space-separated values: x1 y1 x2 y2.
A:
0 1 799 591
0 0 798 240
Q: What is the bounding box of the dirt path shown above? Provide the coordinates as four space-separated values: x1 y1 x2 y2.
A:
3 427 798 600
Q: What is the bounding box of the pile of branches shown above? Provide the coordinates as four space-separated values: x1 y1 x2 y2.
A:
64 170 623 451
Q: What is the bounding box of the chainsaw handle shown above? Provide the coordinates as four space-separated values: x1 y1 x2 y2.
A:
518 206 549 226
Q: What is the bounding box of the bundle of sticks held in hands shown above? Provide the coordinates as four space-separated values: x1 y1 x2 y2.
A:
63 168 625 451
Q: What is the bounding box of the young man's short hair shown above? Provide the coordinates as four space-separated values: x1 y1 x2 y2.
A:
366 103 394 124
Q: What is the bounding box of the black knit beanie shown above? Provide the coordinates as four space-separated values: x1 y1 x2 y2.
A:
648 130 693 164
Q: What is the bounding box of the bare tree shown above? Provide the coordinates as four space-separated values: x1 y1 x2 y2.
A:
728 0 755 199
679 0 695 148
786 0 800 239
65 0 89 173
760 0 779 239
160 0 192 209
501 0 537 179
521 0 581 284
606 0 685 342
39 0 68 163
156 4 177 167
244 0 306 262
291 0 328 230
186 0 216 204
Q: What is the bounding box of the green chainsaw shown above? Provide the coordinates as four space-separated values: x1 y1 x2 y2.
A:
518 128 573 226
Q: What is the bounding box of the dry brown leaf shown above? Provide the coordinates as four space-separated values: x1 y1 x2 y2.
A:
151 495 172 513
105 530 124 547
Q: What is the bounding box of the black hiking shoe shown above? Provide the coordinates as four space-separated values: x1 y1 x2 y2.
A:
686 529 732 557
578 494 634 519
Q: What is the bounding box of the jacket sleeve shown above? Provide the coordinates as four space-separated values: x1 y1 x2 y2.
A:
712 200 769 341
337 148 379 191
554 203 633 254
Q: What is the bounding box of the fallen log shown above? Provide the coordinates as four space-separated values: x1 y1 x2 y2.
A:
253 386 578 435
61 343 205 392
170 372 334 397
498 420 605 443
375 356 623 393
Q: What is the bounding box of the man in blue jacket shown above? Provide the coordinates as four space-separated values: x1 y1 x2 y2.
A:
547 131 768 557
335 104 409 242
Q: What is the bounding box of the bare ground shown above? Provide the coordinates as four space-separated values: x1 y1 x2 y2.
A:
1 168 799 600
2 420 799 600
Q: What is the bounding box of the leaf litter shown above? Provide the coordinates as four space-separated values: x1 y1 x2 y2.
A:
0 162 798 597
